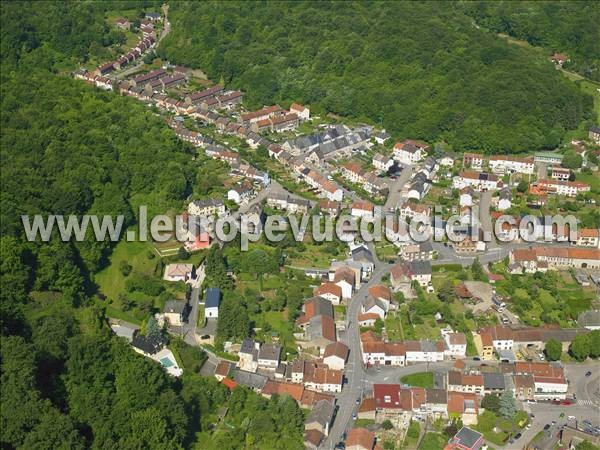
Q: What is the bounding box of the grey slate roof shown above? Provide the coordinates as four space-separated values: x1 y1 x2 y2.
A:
232 369 268 390
164 299 186 315
306 399 335 428
483 372 506 390
409 259 432 276
258 343 281 362
205 288 221 308
452 427 483 448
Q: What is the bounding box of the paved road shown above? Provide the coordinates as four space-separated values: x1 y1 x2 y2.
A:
183 264 205 346
479 191 498 250
384 164 414 211
323 264 389 449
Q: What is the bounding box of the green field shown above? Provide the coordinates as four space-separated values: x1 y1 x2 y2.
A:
95 239 158 301
418 433 447 450
400 372 434 389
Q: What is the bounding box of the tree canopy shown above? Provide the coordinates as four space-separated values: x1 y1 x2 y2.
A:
159 1 593 153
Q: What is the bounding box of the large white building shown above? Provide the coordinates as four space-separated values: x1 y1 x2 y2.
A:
489 156 535 175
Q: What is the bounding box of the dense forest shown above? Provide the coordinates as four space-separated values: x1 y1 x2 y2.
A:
1 2 304 449
158 1 594 154
463 1 600 82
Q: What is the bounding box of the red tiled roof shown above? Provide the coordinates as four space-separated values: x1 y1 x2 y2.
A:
346 428 375 450
221 377 237 390
374 384 401 409
368 284 392 301
315 282 342 298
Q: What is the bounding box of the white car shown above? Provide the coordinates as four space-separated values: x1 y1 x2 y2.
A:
538 353 545 361
568 416 576 421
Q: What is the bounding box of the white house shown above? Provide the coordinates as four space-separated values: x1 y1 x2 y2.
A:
497 187 512 211
441 330 467 358
204 288 221 318
452 171 501 191
404 341 445 363
459 187 475 207
323 342 349 370
163 263 194 282
188 198 226 216
361 295 388 319
373 153 393 172
394 140 428 164
351 201 375 218
290 103 310 120
257 343 281 371
489 156 534 175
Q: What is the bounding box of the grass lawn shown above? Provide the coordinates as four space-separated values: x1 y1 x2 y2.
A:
105 305 142 325
95 238 157 301
355 419 375 428
171 339 207 373
400 372 434 389
251 310 297 356
418 433 447 450
287 242 347 269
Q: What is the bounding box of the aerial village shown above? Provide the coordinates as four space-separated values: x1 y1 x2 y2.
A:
75 10 600 450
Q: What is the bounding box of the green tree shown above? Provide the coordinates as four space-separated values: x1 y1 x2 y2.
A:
438 280 456 302
471 257 486 281
381 419 394 430
561 151 583 169
145 317 162 340
589 330 600 359
570 334 590 361
498 390 517 419
575 440 600 450
544 339 562 361
516 180 529 193
481 394 501 413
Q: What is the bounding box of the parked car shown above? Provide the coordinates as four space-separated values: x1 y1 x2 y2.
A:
544 424 551 430
585 371 592 377
514 433 522 440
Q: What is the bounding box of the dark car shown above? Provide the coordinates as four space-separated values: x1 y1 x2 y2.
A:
473 356 481 361
544 424 551 431
514 433 522 440
586 371 592 377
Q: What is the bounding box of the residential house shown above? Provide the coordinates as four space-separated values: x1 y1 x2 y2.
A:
473 332 494 360
512 374 536 401
536 179 590 197
315 282 343 305
576 228 600 248
204 288 221 318
346 428 377 450
163 300 188 326
351 245 375 278
214 361 232 381
401 241 434 262
332 266 355 299
257 343 281 371
296 297 336 354
408 260 432 287
374 130 391 145
323 342 349 370
482 372 505 394
497 187 512 211
238 339 260 373
398 202 430 221
389 263 415 298
489 156 534 175
442 331 467 358
361 295 389 320
447 392 479 426
444 427 485 450
303 363 343 393
163 263 194 282
184 85 224 105
394 140 428 164
227 181 254 205
453 171 501 191
404 340 445 363
131 335 164 356
551 166 571 181
290 103 310 120
188 198 226 216
304 430 324 450
514 362 568 398
232 369 267 392
589 125 600 145
439 154 455 167
460 187 475 207
318 200 341 216
305 399 335 437
241 105 283 123
462 153 484 170
373 153 393 172
350 201 375 219
115 17 130 30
